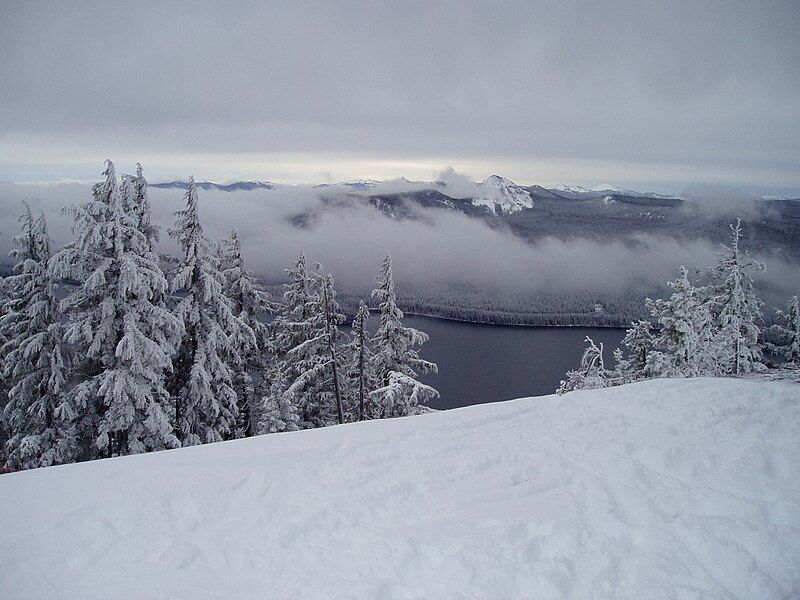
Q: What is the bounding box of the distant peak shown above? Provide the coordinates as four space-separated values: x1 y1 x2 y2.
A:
482 174 514 185
473 174 533 213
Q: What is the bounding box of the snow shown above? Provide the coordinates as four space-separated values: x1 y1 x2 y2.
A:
1 377 799 599
550 183 622 194
472 175 534 213
549 184 678 199
337 179 381 189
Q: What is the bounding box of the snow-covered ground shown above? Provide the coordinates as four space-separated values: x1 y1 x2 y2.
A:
1 377 798 599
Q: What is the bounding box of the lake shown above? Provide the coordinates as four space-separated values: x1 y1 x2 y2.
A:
402 315 625 410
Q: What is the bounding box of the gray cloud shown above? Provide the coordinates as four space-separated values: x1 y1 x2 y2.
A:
1 1 798 191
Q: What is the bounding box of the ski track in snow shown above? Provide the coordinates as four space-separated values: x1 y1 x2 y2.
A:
1 377 799 599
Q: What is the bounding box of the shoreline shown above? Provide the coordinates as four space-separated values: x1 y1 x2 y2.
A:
398 310 629 329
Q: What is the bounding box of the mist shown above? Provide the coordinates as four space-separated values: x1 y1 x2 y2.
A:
0 181 797 304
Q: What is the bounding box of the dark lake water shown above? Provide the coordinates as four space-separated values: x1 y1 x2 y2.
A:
403 315 625 410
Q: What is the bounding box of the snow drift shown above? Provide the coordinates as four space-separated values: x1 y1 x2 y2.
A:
1 377 798 599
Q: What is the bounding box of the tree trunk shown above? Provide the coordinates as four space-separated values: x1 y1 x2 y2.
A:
322 282 344 425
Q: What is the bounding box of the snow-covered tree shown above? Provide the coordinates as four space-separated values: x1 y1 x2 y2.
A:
259 394 301 434
265 252 316 426
645 266 715 378
369 371 438 417
611 320 653 384
256 367 300 434
0 285 9 466
318 269 347 424
1 206 73 468
219 229 268 437
278 265 348 427
767 295 800 365
704 219 764 374
130 163 159 251
269 252 314 371
51 161 182 458
347 301 379 420
370 253 438 417
557 336 608 394
169 178 245 445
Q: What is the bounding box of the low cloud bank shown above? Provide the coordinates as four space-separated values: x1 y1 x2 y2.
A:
0 181 797 303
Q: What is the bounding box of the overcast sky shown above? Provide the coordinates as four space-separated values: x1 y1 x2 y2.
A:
1 1 798 193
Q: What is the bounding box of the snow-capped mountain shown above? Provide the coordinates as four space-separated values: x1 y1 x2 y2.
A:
472 175 534 213
315 179 382 190
550 183 628 195
548 184 674 200
339 179 380 190
150 180 275 192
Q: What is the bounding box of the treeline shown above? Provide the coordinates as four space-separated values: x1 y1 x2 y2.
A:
295 285 655 328
0 161 438 470
558 219 800 393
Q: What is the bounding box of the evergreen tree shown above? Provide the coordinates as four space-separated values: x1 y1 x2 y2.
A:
1 206 73 468
265 252 315 426
767 295 800 366
130 163 159 251
51 161 182 458
369 371 438 417
268 252 314 382
219 229 266 437
370 253 438 417
259 395 302 434
611 320 653 383
170 178 244 445
346 301 379 420
258 369 301 434
645 267 715 377
0 285 9 466
319 269 347 424
705 219 764 374
278 264 348 427
610 347 627 385
557 336 608 394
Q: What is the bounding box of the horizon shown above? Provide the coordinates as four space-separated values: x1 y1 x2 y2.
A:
2 1 799 195
6 169 800 199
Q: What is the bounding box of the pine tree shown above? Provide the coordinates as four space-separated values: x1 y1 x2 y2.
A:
1 206 73 468
767 295 800 366
557 336 608 394
258 370 301 434
319 269 346 424
269 252 313 375
51 161 182 458
170 178 244 445
369 371 438 416
705 219 765 374
219 229 267 437
259 395 302 433
645 266 715 377
610 347 627 385
265 252 316 426
0 285 9 466
278 264 348 427
611 320 653 383
131 163 159 251
347 301 379 420
370 253 438 417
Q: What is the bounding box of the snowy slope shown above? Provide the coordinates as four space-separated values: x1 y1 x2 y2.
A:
1 378 799 599
472 175 534 213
